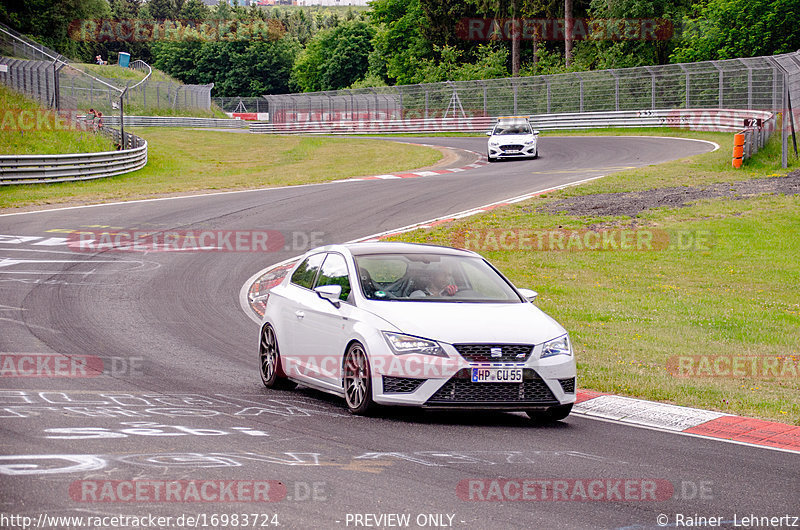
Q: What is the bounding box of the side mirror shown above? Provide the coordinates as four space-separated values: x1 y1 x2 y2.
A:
485 131 492 136
315 284 342 306
533 130 540 136
518 288 538 303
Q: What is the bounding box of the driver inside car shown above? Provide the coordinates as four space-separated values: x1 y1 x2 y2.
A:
409 269 458 298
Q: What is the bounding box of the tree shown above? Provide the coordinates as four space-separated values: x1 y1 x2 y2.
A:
468 0 523 75
148 0 178 20
180 0 210 21
369 0 433 85
1 0 111 61
671 0 800 62
290 20 374 92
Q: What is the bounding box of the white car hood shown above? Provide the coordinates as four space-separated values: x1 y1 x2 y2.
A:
490 134 535 144
362 301 565 345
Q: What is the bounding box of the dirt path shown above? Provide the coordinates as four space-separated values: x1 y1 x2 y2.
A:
542 170 800 218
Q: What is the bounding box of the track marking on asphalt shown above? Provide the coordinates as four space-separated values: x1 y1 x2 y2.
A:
238 172 610 323
0 136 719 218
526 166 635 174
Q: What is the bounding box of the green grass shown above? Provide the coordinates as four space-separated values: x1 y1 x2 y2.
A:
539 128 797 193
68 63 228 118
77 63 181 84
0 85 115 155
389 131 800 424
0 128 442 209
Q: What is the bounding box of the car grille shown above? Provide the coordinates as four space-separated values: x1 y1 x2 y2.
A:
383 376 426 393
454 344 534 363
500 144 524 151
558 377 576 394
427 369 558 405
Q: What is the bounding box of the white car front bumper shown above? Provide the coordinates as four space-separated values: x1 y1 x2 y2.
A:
369 342 576 409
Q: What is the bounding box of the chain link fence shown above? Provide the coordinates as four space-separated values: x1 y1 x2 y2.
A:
212 97 270 114
263 51 800 166
0 21 213 117
265 54 797 120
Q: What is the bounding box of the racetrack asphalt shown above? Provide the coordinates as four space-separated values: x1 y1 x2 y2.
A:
1 136 796 530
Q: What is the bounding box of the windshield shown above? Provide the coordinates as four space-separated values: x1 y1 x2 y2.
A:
354 253 522 303
493 122 532 135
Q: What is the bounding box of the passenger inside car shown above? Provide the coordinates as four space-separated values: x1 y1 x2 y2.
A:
409 269 458 298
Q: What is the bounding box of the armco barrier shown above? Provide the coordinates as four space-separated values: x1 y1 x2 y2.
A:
249 108 774 134
250 116 493 134
102 116 248 128
249 108 776 163
0 131 147 185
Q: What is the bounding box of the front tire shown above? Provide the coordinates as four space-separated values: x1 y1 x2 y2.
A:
526 403 572 423
259 325 296 389
343 342 375 415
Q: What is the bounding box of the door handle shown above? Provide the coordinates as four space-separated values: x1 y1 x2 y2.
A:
295 311 305 319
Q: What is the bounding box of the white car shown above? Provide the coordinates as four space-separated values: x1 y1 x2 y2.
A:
486 117 539 162
258 242 576 421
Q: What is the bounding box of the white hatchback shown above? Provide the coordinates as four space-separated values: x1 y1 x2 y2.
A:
258 242 575 421
486 117 539 162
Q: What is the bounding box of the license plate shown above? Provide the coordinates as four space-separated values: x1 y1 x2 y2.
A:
504 149 520 153
471 368 523 383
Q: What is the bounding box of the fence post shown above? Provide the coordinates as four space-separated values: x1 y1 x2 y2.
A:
746 64 752 109
513 82 518 115
545 78 551 114
783 82 789 168
651 70 656 109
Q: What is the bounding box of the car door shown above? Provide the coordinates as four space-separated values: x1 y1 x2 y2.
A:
280 252 326 381
292 252 355 390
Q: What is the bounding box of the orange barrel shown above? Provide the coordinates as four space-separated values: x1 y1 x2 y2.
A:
732 133 745 168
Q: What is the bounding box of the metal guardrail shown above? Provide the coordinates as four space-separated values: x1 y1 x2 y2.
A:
250 107 776 164
102 116 248 128
250 116 492 134
249 108 774 133
0 133 147 185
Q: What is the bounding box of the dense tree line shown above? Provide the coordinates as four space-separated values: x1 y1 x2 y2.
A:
2 0 798 97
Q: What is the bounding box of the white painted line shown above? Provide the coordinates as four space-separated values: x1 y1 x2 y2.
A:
574 395 728 431
239 172 611 324
572 411 800 456
0 136 716 218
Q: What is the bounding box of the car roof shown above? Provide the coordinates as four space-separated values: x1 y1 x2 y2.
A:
314 242 480 258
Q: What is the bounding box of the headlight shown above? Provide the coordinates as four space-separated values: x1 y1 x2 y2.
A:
382 332 447 357
524 139 535 145
488 141 499 146
540 334 572 359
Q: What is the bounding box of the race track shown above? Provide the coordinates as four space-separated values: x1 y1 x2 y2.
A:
1 136 796 530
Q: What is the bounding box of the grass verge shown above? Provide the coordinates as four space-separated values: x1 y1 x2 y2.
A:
0 128 442 210
389 131 800 424
0 85 115 155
